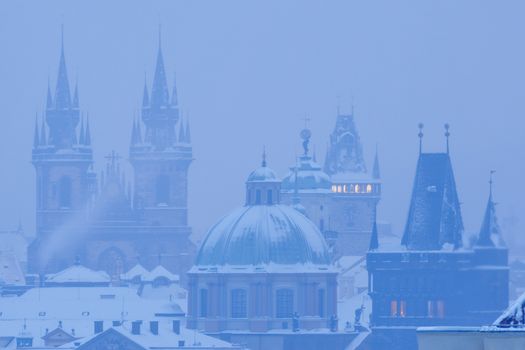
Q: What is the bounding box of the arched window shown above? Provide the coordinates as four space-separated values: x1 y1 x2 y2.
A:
276 289 294 318
231 289 247 318
255 190 261 205
59 176 72 208
267 190 273 205
156 175 170 204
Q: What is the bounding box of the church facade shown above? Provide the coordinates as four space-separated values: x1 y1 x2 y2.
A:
28 34 194 280
281 114 381 257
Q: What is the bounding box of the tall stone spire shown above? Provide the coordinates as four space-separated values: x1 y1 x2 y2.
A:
476 171 504 247
139 29 179 149
142 75 149 107
150 30 170 108
72 81 79 109
54 27 72 110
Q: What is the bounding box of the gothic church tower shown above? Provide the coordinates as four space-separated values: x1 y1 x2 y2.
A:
29 33 96 273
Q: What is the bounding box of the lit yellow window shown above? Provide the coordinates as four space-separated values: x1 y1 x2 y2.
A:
355 184 360 193
331 185 337 193
343 185 348 193
399 300 407 317
366 184 372 193
337 185 342 193
390 300 397 317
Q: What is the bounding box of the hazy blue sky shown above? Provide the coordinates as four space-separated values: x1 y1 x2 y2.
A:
1 1 524 251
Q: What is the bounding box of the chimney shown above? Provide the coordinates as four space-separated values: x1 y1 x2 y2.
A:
94 321 103 334
172 320 180 335
131 321 142 335
150 321 158 335
178 340 185 347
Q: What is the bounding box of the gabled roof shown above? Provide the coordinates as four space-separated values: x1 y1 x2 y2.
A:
143 266 179 282
120 264 149 281
401 153 463 250
45 264 110 284
41 327 78 343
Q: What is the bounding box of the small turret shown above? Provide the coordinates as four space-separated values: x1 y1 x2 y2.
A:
476 171 504 247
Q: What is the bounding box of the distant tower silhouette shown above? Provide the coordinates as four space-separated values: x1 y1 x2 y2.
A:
129 32 194 273
29 30 97 273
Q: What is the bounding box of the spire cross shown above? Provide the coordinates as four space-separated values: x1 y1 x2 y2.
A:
489 170 496 197
418 123 424 154
444 123 450 154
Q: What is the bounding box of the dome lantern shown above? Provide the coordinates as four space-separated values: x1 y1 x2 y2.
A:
245 150 281 206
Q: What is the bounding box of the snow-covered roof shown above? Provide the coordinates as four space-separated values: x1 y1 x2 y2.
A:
143 266 179 282
45 264 110 284
195 204 332 269
494 292 525 327
120 264 149 281
0 253 25 286
73 324 240 349
246 166 279 183
282 155 331 191
121 264 180 283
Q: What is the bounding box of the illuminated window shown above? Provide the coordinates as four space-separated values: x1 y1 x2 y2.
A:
231 289 247 318
436 300 445 318
427 301 435 318
399 300 407 317
343 184 348 193
337 185 342 193
331 185 337 193
366 184 373 193
390 300 397 316
355 184 360 193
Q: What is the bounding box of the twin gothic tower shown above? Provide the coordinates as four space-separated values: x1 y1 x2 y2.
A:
29 33 194 278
